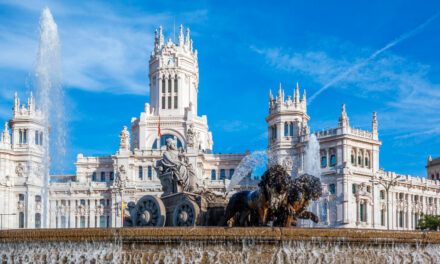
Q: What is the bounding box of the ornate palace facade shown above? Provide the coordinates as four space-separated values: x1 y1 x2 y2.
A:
0 26 438 230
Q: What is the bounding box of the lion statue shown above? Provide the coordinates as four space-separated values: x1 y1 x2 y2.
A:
270 173 322 227
222 165 291 226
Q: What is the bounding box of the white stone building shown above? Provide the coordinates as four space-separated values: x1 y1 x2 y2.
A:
0 26 438 230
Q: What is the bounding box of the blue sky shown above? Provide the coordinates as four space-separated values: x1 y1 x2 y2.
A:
0 0 439 177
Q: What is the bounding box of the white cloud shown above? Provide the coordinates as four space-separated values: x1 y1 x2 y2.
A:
0 1 208 95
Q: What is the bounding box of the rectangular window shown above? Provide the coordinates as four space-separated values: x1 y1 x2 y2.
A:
75 216 78 228
321 156 327 167
365 158 369 167
107 216 110 227
19 131 22 143
23 130 27 143
95 216 98 227
220 169 226 180
35 213 41 228
168 79 171 93
358 156 362 165
81 199 86 206
174 78 178 92
414 213 418 228
162 79 165 93
211 170 216 180
329 184 336 194
19 212 24 228
61 216 66 228
162 96 166 109
174 96 178 108
321 202 328 222
92 172 97 181
168 96 171 109
100 216 105 228
380 191 385 200
360 203 366 222
101 172 106 182
100 199 105 206
139 166 143 180
40 133 43 145
399 211 404 228
229 169 235 179
110 172 114 181
19 194 25 201
148 166 152 180
380 209 385 226
35 131 38 145
289 123 293 136
284 123 289 137
352 184 356 194
80 216 85 228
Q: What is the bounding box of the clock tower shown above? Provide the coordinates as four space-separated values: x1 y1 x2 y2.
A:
148 25 199 116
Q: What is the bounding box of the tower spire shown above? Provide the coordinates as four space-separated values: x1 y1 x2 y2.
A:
301 89 306 103
269 89 273 101
295 82 300 103
178 24 184 46
159 26 164 47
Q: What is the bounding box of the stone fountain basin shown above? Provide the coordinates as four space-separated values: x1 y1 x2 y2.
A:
0 227 439 244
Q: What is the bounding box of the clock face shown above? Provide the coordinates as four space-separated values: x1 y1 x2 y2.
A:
165 57 175 67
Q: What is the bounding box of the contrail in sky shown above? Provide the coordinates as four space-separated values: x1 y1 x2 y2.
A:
308 13 440 105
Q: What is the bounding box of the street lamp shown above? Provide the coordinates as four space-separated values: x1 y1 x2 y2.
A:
0 213 16 230
369 174 406 230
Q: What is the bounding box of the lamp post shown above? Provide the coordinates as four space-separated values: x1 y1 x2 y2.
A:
370 173 406 230
0 213 16 230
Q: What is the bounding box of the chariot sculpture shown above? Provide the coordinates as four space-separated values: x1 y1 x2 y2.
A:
124 138 323 227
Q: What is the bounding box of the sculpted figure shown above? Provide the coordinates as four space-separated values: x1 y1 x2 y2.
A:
270 173 322 227
222 165 290 226
155 138 198 195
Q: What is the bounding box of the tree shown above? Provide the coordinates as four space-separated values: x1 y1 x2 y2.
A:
417 214 440 231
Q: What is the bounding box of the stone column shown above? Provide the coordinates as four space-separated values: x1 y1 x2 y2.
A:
90 199 96 228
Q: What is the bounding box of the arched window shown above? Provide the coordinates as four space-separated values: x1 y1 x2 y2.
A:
321 156 327 167
19 130 23 143
284 123 288 137
289 123 293 136
110 172 114 181
92 172 97 182
168 77 171 93
174 77 178 92
329 184 336 194
162 78 165 93
358 156 362 165
23 129 27 143
220 169 226 180
19 212 24 228
139 166 143 180
152 140 158 149
229 169 235 179
35 213 41 228
101 172 106 182
160 134 183 149
211 170 216 180
35 131 38 145
365 158 369 167
330 154 336 166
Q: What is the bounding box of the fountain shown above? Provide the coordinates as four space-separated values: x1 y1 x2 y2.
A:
34 7 66 228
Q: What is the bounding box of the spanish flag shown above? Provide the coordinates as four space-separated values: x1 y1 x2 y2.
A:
158 115 162 137
122 202 125 224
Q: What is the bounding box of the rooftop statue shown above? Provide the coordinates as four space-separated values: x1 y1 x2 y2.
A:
155 138 198 195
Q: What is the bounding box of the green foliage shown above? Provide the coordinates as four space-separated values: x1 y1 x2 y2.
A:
417 214 440 231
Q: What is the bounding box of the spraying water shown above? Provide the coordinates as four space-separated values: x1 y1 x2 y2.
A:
34 7 66 228
303 133 321 179
226 151 268 194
